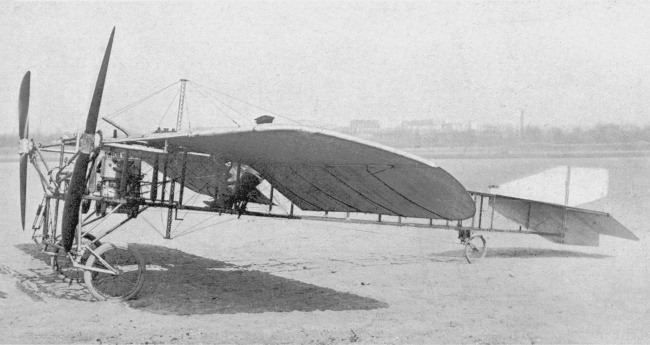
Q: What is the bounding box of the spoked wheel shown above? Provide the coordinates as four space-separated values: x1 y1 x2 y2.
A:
84 243 145 301
464 235 487 264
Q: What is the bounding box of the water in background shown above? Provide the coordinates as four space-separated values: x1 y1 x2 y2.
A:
437 156 650 234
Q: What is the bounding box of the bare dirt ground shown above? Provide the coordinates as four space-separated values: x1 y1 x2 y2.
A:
2 214 648 344
1 159 649 344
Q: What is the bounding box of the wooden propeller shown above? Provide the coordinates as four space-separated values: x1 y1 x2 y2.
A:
18 71 30 230
61 28 115 252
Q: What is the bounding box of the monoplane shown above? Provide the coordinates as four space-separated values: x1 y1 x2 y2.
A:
17 29 639 301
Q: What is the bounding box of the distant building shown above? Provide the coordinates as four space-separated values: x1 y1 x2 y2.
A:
468 121 480 131
401 119 441 131
441 121 467 132
348 120 380 133
295 119 341 130
477 122 516 133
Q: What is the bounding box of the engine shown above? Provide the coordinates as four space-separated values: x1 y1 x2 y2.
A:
96 153 142 216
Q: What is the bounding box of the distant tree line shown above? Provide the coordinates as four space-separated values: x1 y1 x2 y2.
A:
358 123 650 148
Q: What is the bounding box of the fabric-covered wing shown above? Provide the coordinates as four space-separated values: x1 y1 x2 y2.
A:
489 194 639 246
112 125 476 220
257 164 466 218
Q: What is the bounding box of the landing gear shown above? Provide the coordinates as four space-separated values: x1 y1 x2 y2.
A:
234 200 249 219
47 232 145 301
459 229 487 263
51 233 102 282
84 243 146 301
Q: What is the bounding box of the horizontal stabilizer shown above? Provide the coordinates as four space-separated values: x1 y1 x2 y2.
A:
486 194 638 247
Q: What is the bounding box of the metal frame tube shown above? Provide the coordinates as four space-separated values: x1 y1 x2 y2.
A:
165 177 176 239
31 154 53 193
150 155 159 202
490 195 496 230
34 145 51 173
85 203 122 236
119 150 130 197
471 194 477 228
161 155 168 203
478 196 484 229
89 205 145 245
178 151 187 206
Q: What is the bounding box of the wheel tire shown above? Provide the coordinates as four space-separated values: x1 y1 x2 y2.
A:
464 235 487 264
84 243 146 301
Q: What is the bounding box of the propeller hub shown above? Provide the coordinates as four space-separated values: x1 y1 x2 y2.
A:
79 133 96 154
18 139 32 155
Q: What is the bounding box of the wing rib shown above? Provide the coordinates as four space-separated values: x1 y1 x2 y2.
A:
366 166 444 219
322 166 401 216
288 166 363 213
255 166 322 211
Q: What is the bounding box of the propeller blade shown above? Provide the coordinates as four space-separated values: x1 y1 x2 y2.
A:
19 71 30 230
61 28 115 252
20 154 27 230
85 27 115 133
19 71 30 139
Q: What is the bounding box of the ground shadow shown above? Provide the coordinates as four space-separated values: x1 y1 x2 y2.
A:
15 243 388 315
16 243 57 266
431 247 612 260
14 243 97 301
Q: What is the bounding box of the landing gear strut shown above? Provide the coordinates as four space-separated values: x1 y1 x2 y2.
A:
458 229 487 263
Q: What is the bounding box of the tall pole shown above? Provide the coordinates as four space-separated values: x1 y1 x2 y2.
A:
519 109 524 138
176 79 188 132
564 166 572 206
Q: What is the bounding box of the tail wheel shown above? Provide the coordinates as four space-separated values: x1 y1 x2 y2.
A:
464 235 487 264
84 243 145 301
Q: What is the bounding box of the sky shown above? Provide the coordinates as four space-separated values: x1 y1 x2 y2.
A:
2 1 650 136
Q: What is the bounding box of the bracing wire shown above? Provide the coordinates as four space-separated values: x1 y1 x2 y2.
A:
100 76 317 138
171 212 228 239
138 164 155 197
190 82 252 121
104 78 305 133
169 191 203 236
256 183 290 215
188 82 247 126
158 90 181 128
140 213 165 238
190 81 302 125
270 192 289 215
189 83 242 127
173 217 237 239
104 81 180 119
